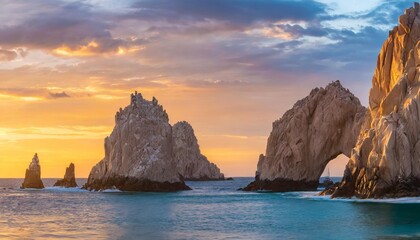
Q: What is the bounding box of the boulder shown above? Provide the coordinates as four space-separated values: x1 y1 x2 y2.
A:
21 153 44 189
54 163 78 188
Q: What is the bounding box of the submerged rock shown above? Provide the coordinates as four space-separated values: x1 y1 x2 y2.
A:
21 153 44 189
172 121 224 180
83 92 191 192
243 81 366 192
331 3 420 198
54 163 77 188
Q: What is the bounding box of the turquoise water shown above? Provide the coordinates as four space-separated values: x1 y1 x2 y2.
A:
1 177 420 239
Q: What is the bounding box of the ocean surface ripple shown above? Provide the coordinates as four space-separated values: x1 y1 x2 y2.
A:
1 177 420 239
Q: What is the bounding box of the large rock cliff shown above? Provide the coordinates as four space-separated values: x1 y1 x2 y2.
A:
331 3 420 198
21 153 44 189
243 81 366 191
173 121 224 180
54 163 77 188
83 92 224 191
84 92 190 191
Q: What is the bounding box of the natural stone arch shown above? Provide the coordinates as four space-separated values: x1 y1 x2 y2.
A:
243 81 366 191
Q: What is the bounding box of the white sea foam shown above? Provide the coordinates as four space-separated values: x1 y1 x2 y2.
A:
43 187 89 193
100 188 122 193
293 191 420 204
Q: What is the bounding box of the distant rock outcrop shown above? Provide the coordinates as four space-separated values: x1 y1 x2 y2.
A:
54 163 77 188
21 153 44 189
331 3 420 198
172 121 224 180
243 81 366 192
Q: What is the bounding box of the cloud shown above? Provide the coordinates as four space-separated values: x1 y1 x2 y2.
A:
0 48 27 61
128 0 327 25
0 1 144 57
48 91 70 99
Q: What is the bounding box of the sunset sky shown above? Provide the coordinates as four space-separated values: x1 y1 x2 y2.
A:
0 0 413 178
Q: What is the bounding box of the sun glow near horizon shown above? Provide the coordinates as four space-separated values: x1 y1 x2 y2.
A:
0 0 408 179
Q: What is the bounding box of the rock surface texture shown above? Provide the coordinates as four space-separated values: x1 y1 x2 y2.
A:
243 81 366 191
173 121 224 180
331 3 420 198
54 163 78 188
21 153 44 189
84 92 224 191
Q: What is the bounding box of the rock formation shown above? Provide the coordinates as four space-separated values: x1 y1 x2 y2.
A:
21 153 44 189
172 121 224 180
83 92 191 191
54 163 78 188
83 92 224 191
330 3 420 198
242 81 366 191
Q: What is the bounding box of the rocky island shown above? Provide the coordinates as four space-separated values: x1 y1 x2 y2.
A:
83 92 225 192
54 163 77 188
242 81 366 192
21 153 44 189
328 3 420 198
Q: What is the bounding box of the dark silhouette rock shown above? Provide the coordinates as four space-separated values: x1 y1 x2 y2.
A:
21 153 44 189
54 163 78 188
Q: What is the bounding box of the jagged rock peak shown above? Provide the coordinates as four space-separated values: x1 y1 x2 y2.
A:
54 163 77 188
115 92 168 124
21 153 44 189
172 121 225 180
242 80 366 192
329 3 420 198
83 91 191 192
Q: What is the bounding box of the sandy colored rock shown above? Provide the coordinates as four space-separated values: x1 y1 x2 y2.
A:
54 163 77 188
83 92 191 192
332 3 420 198
172 121 224 180
21 153 44 189
243 81 366 191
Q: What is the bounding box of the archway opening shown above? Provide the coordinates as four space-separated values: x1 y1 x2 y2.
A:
319 153 348 185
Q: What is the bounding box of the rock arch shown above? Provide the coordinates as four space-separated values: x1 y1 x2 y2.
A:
243 81 366 191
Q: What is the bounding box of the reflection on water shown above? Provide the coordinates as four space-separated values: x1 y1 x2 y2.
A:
1 178 420 239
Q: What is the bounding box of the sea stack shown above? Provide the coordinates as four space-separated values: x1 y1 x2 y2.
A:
21 153 44 189
173 121 224 180
243 81 366 192
331 3 420 198
54 163 77 188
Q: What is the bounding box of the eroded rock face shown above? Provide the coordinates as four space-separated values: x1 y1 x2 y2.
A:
332 3 420 198
173 121 224 180
21 153 44 189
83 93 191 192
54 163 77 188
243 81 366 191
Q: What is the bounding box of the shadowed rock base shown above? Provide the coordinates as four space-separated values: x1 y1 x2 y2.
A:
241 178 318 192
83 177 191 192
323 177 420 199
54 178 77 188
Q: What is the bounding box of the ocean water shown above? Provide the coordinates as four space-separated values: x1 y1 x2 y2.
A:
1 177 420 240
